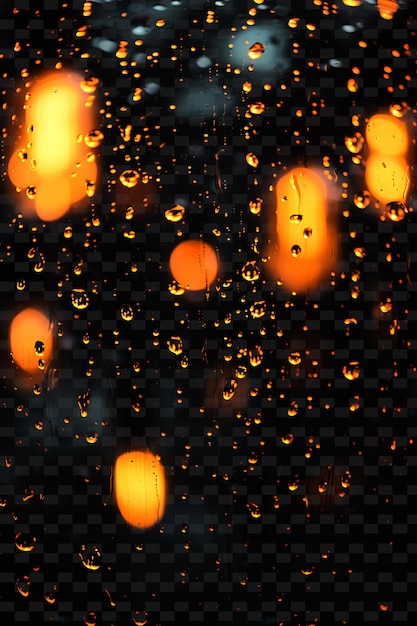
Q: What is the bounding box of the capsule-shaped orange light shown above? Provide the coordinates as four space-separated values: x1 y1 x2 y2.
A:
7 71 98 221
169 240 218 291
9 308 53 374
272 167 335 292
365 112 410 210
114 450 166 529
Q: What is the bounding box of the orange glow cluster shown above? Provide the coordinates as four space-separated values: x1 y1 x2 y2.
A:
365 113 410 212
271 167 336 292
8 71 98 221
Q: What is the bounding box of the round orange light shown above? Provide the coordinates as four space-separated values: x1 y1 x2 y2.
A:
365 154 409 206
365 113 408 156
9 308 53 374
114 450 166 529
169 240 218 291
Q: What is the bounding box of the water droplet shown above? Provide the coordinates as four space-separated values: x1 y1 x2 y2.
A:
344 132 365 154
15 532 36 552
342 361 361 380
85 432 99 444
249 300 266 319
241 260 261 281
132 611 148 626
289 213 303 222
385 201 408 222
248 42 266 60
246 152 259 168
318 478 328 494
303 227 312 239
281 434 294 445
379 299 392 313
84 129 104 148
291 244 301 257
16 575 30 597
119 169 140 188
347 78 359 93
121 304 134 321
249 102 265 115
249 345 263 367
63 225 73 238
71 289 90 310
288 352 301 366
78 545 102 571
165 204 185 222
246 502 261 518
80 76 101 94
389 102 409 118
249 198 262 214
354 191 370 209
301 564 315 576
25 185 36 199
341 470 351 488
222 378 238 400
167 336 183 355
85 179 96 197
84 611 98 626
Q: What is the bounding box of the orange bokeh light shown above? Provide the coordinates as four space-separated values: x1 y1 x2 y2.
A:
114 450 166 529
365 112 410 209
270 167 336 292
9 308 53 375
169 240 219 291
365 113 408 157
7 70 98 221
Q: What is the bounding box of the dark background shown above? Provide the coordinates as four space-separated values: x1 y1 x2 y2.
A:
1 0 417 624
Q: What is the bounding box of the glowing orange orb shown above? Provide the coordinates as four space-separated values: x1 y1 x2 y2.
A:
7 70 98 221
114 450 166 530
271 167 336 292
169 240 218 290
9 308 53 374
365 113 408 157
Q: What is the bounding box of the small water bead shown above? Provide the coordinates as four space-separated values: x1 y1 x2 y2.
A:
288 352 301 366
167 336 183 355
291 244 301 257
249 102 265 115
71 289 90 310
165 204 185 222
241 261 261 281
78 545 102 571
380 299 392 313
385 201 408 222
80 76 101 94
16 575 30 597
354 191 370 209
342 361 361 380
120 304 134 321
25 185 36 199
247 42 266 60
119 169 140 188
84 130 104 148
344 132 365 154
15 532 37 552
246 153 259 168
